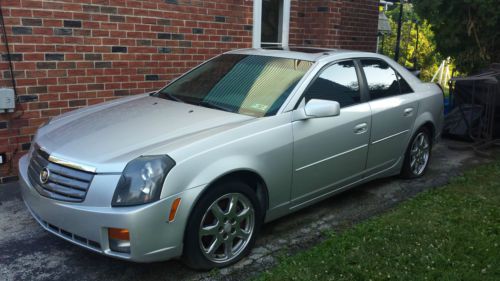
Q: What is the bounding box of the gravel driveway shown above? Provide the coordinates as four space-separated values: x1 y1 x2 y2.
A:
0 139 491 281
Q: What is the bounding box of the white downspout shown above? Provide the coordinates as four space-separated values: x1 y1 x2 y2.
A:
281 0 291 47
252 0 262 48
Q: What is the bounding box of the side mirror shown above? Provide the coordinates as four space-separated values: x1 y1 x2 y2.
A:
303 99 340 119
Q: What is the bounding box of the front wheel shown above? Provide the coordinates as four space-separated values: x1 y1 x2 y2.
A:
182 181 262 270
401 128 432 179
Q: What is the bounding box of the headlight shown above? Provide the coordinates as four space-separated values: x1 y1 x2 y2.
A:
112 155 175 207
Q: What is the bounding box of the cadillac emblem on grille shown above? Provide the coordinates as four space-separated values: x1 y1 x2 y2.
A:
39 167 50 184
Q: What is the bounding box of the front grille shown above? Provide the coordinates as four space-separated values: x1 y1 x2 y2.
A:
27 146 94 203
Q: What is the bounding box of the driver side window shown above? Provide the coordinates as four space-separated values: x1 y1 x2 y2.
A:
303 60 361 108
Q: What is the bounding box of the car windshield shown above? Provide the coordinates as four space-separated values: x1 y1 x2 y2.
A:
155 54 313 117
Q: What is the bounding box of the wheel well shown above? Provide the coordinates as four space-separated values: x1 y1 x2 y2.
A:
203 170 269 212
421 121 436 142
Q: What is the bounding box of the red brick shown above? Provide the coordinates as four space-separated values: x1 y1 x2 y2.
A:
48 85 68 92
10 9 32 17
0 0 377 180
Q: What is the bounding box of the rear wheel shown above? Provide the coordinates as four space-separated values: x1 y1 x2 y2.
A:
401 128 432 178
183 180 262 270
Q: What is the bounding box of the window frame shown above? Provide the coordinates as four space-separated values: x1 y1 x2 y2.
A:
294 59 369 110
357 58 415 101
396 72 414 95
253 0 291 48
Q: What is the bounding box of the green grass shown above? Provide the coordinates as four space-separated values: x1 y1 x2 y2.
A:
257 161 500 281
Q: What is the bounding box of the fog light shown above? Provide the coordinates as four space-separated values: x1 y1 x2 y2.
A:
108 228 131 253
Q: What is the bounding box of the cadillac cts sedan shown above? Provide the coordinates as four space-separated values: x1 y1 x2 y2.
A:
19 47 443 269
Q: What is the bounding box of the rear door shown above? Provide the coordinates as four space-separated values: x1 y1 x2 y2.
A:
360 59 420 174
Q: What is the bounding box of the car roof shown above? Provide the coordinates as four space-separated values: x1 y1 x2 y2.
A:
225 46 424 91
225 47 374 62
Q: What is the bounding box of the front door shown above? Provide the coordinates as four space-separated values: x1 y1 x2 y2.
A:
291 60 371 203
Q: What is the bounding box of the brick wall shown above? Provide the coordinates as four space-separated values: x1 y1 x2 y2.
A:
292 0 378 50
0 0 378 182
338 0 379 50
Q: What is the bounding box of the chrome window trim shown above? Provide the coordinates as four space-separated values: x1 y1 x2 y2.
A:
295 144 368 172
358 57 415 99
371 129 410 145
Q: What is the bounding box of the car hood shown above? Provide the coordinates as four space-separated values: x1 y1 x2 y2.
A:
35 95 255 173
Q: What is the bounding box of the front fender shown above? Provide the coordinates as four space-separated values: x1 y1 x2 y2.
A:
161 114 294 212
179 156 266 192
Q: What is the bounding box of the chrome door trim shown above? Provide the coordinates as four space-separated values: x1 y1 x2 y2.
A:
295 144 368 172
290 157 402 211
371 129 409 145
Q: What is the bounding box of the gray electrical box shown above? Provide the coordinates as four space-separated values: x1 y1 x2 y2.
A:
0 88 15 113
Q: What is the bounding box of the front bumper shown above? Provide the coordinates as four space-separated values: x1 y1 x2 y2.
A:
19 155 203 262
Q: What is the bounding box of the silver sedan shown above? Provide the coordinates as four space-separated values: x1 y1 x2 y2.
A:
19 47 444 269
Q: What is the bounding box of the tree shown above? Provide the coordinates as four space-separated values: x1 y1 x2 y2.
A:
413 0 500 73
379 3 442 81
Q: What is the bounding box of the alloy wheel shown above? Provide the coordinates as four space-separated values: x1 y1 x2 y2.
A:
409 132 430 176
198 193 255 263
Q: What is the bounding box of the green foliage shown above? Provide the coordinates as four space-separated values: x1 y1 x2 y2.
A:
379 3 443 81
256 160 500 281
413 0 500 73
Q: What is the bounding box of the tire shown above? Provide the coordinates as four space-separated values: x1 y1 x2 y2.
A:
182 180 263 270
401 127 432 179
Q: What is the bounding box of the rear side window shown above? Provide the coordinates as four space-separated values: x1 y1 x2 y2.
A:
397 73 413 94
361 59 401 100
303 60 361 108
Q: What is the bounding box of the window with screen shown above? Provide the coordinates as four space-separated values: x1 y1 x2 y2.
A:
261 0 282 47
158 54 313 117
303 60 361 108
361 59 401 100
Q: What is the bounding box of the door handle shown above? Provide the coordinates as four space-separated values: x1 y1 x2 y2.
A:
353 123 368 134
403 107 414 117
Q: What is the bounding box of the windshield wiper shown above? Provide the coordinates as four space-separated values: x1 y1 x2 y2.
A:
158 91 185 103
199 100 233 113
